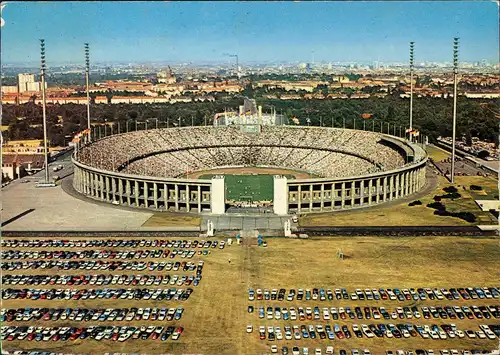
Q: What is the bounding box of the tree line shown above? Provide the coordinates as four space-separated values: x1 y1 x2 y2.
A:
2 96 498 147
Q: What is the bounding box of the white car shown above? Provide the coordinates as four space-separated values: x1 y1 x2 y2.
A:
271 345 278 353
315 349 322 355
246 325 253 333
455 330 465 338
476 330 486 339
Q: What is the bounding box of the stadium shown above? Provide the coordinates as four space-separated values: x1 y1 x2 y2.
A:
72 99 428 216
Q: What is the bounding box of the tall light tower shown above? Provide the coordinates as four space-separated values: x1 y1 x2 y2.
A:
40 39 49 184
451 37 459 184
85 43 91 136
409 41 415 142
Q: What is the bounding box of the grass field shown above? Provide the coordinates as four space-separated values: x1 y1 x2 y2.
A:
301 174 498 227
426 145 451 162
200 174 276 201
3 236 500 355
141 213 201 227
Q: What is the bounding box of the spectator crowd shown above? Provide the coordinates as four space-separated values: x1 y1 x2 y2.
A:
78 126 408 179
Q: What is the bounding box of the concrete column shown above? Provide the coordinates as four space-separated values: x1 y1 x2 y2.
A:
413 170 417 193
134 180 139 207
402 172 406 196
103 176 108 201
87 172 91 195
80 170 85 194
320 184 325 211
108 177 112 201
95 174 99 198
330 185 335 211
88 173 92 196
97 174 101 199
273 175 288 215
118 179 123 204
211 176 225 214
376 178 380 203
144 181 149 208
153 182 158 209
94 174 99 198
383 177 388 202
83 171 88 195
100 175 105 200
368 179 373 205
197 185 202 213
388 176 393 201
394 175 399 199
360 180 364 206
410 170 415 194
126 180 131 206
186 184 190 212
309 185 313 211
351 182 356 206
175 184 179 211
341 182 346 208
164 183 168 211
406 172 410 195
297 185 302 213
111 177 116 202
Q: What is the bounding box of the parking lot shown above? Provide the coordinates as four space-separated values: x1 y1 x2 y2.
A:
1 236 499 354
1 237 227 354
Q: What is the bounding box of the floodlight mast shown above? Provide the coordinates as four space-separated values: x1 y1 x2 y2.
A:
40 39 49 184
451 37 459 184
409 41 414 143
85 43 91 138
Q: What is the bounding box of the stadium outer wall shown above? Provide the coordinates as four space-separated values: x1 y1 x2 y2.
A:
71 129 428 216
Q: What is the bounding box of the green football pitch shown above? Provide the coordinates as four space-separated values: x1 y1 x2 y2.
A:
199 174 282 201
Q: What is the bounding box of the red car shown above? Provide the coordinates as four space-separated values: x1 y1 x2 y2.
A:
70 328 83 341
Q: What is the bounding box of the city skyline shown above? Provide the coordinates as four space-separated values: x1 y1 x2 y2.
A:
0 1 498 65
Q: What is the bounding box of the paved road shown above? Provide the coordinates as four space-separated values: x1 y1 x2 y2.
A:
3 150 75 190
1 151 154 232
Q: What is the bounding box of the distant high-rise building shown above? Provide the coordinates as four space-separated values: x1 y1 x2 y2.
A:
17 73 45 93
18 73 35 92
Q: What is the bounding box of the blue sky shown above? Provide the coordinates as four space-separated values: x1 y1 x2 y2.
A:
1 1 498 64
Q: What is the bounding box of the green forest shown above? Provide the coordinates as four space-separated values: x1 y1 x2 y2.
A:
2 96 498 147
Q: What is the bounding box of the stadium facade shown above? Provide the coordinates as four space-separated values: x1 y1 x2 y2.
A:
72 100 427 215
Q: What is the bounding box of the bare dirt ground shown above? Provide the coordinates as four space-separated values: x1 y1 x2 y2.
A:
185 167 312 179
